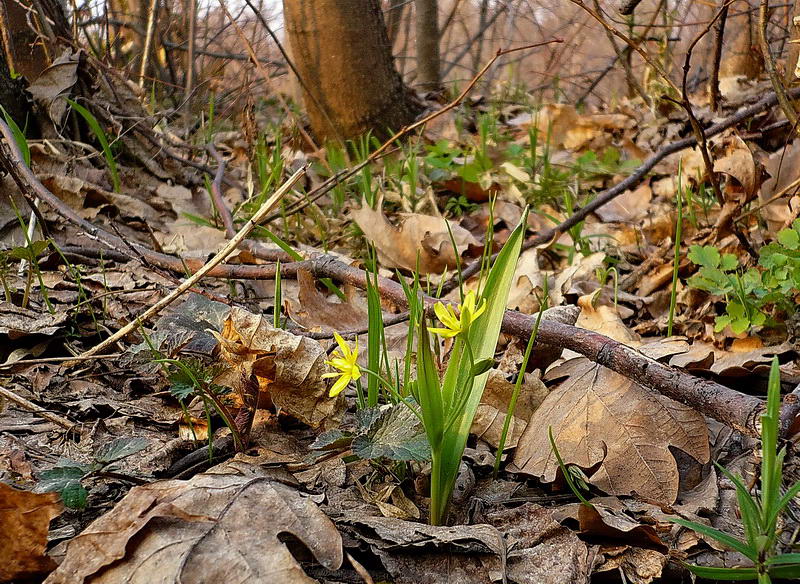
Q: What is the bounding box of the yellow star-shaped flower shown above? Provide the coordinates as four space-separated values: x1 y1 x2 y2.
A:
428 290 487 338
322 332 362 396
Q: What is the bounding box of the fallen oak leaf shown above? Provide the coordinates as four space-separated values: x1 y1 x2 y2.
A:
0 482 62 582
45 471 343 584
508 357 710 504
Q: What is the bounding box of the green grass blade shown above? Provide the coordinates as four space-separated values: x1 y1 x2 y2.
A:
683 564 759 581
65 98 120 193
669 518 757 561
0 105 30 167
366 252 383 407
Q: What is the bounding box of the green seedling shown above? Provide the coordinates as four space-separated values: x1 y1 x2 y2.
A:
670 358 800 583
668 162 684 336
35 437 149 509
549 426 594 508
0 104 30 166
65 98 121 193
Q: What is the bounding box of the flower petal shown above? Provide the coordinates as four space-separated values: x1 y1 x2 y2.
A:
428 326 459 338
329 374 349 396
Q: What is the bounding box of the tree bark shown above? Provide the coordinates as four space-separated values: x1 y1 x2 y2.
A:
283 0 422 141
415 0 441 90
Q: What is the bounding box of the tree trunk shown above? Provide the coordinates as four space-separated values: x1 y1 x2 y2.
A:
415 0 441 90
283 0 422 141
786 0 800 83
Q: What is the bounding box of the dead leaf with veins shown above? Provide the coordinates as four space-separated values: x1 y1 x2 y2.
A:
45 471 343 584
213 307 343 427
351 204 480 274
0 483 62 582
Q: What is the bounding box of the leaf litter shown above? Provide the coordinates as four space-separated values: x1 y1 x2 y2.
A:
4 49 800 584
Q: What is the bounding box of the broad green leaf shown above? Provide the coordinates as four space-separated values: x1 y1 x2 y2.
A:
769 563 800 579
778 228 800 250
310 429 353 451
95 437 150 464
688 245 721 269
0 104 30 167
352 403 430 461
36 465 87 493
720 253 739 271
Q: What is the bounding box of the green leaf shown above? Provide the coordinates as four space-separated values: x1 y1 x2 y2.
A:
668 518 757 561
352 403 431 461
310 429 353 451
0 104 30 167
36 465 87 493
778 228 800 250
683 564 759 581
94 437 149 464
769 564 800 579
65 98 120 193
720 253 739 271
60 481 89 509
688 245 721 269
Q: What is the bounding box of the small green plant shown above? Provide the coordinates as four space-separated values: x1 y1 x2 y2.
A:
549 427 594 507
670 358 800 583
686 220 800 334
65 98 121 193
35 437 149 509
444 194 478 217
410 211 527 524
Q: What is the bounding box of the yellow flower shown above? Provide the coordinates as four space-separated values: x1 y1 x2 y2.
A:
428 290 487 338
322 332 362 396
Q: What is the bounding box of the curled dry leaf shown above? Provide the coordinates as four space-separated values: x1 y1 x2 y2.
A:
27 48 79 125
213 307 342 427
0 482 62 582
45 472 343 584
289 269 367 332
351 204 479 274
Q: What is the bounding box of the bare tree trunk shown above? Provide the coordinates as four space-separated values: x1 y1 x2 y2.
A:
283 0 422 141
786 0 800 83
415 0 441 90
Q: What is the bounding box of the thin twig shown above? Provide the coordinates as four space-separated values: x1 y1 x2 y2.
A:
0 385 77 431
73 166 307 360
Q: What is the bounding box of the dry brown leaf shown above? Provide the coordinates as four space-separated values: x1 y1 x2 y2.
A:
576 498 666 552
0 482 61 582
713 131 758 200
759 141 800 232
509 357 710 503
533 104 632 151
595 546 667 584
45 471 342 584
594 183 652 223
27 49 79 125
470 369 548 449
351 204 479 274
288 269 367 332
481 503 592 584
214 307 343 427
668 340 792 377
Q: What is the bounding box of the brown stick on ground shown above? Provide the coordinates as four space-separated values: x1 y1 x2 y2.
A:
302 255 765 438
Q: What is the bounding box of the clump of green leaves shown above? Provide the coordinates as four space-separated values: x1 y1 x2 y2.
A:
408 210 527 524
35 437 149 509
670 358 800 583
688 220 800 334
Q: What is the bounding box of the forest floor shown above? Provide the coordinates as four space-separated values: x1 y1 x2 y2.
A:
3 61 800 584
